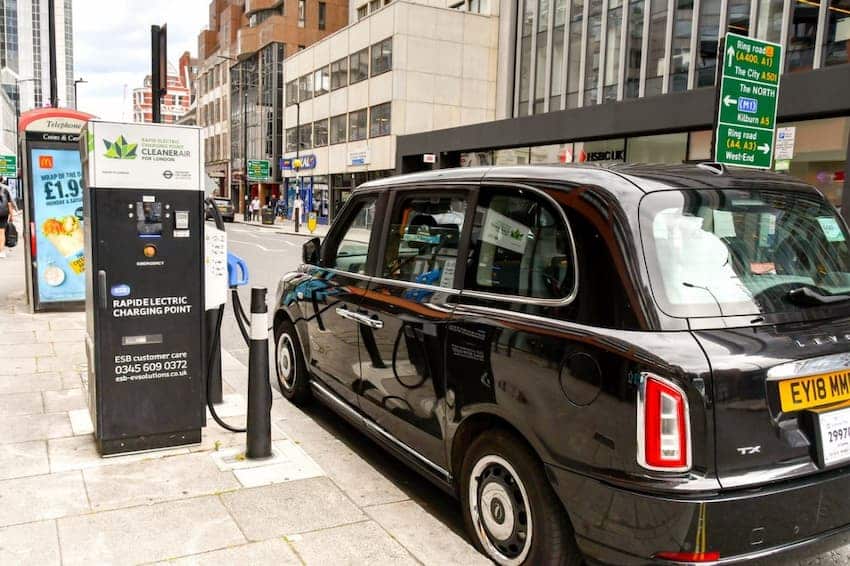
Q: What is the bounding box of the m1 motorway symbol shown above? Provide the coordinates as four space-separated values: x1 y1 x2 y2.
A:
714 32 782 169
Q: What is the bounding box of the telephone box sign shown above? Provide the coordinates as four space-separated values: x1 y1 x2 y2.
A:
84 121 202 191
714 33 782 169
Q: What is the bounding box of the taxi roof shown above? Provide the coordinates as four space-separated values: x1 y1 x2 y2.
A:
357 163 817 197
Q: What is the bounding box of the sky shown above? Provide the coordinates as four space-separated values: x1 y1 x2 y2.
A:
73 1 209 121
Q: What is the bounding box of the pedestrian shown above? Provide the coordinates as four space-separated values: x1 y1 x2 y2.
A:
250 196 260 222
0 179 15 259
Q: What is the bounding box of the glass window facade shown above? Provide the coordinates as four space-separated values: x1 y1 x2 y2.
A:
514 0 850 115
370 38 392 76
350 48 369 83
331 58 348 90
330 114 347 144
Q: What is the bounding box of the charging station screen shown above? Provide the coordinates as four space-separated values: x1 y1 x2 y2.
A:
30 148 85 304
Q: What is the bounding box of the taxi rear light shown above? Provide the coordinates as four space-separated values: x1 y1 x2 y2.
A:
638 374 691 472
655 551 720 562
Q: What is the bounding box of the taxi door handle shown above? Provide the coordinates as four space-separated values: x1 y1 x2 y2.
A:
335 307 384 329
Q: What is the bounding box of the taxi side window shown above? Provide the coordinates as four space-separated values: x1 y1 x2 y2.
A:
326 196 377 274
465 189 573 300
382 194 466 287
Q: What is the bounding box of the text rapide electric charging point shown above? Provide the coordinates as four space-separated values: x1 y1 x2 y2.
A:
81 120 206 455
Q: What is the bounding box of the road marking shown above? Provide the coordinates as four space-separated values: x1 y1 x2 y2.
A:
228 238 293 253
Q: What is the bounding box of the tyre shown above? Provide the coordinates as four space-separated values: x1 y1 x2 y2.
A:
274 319 311 404
460 429 583 566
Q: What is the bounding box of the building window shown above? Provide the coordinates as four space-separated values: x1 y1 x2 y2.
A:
669 1 694 93
286 79 298 105
533 0 549 113
755 0 784 42
696 0 721 88
823 0 850 67
624 0 644 98
645 0 668 96
626 133 688 163
314 119 329 146
370 38 392 76
565 0 583 109
350 48 369 83
314 66 330 96
602 0 623 102
331 57 348 90
298 0 306 27
330 114 347 144
369 102 391 137
357 4 368 19
726 0 751 35
286 127 298 152
583 2 603 105
787 1 820 72
298 123 313 150
349 109 367 141
318 1 327 30
517 0 533 114
370 0 380 11
299 73 313 101
550 0 567 110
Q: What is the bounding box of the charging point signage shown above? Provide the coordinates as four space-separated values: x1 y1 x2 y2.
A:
20 108 95 312
82 120 205 455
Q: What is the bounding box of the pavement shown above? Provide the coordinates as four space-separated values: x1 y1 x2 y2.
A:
0 217 489 565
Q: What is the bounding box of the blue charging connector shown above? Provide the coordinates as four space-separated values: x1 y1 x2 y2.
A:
227 252 249 288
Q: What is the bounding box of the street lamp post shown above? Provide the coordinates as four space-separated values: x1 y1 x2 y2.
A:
73 78 87 110
293 101 300 233
218 55 251 218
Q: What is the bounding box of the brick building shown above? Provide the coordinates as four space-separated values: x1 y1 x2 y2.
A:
132 51 197 124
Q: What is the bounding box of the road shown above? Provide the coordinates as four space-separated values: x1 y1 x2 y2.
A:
215 221 850 566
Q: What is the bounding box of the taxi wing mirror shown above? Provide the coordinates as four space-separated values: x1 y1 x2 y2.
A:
303 237 321 265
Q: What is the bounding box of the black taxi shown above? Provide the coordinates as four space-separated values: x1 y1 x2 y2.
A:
273 164 850 564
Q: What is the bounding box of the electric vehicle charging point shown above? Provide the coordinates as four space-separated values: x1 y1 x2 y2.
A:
82 120 206 456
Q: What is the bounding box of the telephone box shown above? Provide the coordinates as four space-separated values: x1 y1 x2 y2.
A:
20 108 95 312
81 120 205 455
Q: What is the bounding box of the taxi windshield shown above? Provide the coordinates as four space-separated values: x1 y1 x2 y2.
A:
640 188 850 318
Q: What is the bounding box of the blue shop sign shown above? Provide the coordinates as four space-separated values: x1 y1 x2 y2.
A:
280 154 317 171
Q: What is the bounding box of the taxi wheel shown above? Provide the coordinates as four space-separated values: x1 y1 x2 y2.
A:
460 430 583 566
274 319 311 404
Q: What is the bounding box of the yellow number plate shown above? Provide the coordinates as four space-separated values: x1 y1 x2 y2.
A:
779 370 850 412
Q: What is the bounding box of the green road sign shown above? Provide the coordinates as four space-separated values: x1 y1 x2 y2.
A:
714 32 782 169
247 159 270 181
0 154 16 176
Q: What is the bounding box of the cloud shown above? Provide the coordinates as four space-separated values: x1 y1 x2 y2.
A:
73 0 209 120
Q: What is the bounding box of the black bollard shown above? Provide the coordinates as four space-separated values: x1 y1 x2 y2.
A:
246 287 272 459
205 308 223 405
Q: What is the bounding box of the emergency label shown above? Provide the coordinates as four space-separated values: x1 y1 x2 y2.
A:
112 295 192 318
113 351 189 383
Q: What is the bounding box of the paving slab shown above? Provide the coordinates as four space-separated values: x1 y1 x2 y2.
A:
0 471 90 527
152 537 301 566
57 496 246 566
0 357 37 376
61 371 83 390
0 440 49 480
220 476 365 540
0 391 43 416
0 412 72 444
366 500 489 566
67 408 93 435
0 330 36 345
0 372 62 395
37 355 85 373
83 451 240 511
288 520 418 566
211 439 325 488
47 434 190 474
48 318 86 330
0 520 61 565
2 342 53 358
42 388 86 413
35 329 86 343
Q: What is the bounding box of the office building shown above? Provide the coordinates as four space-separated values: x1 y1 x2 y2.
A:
0 0 75 112
397 0 850 215
280 0 500 223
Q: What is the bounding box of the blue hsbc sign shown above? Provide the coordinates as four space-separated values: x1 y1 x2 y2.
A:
280 154 317 171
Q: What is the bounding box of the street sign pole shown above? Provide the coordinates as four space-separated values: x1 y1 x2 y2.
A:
713 32 783 169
